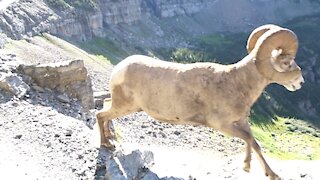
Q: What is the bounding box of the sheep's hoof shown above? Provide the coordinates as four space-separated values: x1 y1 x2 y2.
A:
266 172 281 180
100 137 116 150
243 164 250 172
100 142 116 150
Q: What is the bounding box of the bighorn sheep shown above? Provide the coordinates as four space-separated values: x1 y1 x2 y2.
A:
96 24 304 180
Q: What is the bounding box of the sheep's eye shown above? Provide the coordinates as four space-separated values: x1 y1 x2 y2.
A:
283 61 290 66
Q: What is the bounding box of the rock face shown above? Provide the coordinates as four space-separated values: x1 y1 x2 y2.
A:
149 0 212 18
1 0 320 41
50 7 104 40
18 59 94 110
0 0 103 40
100 0 143 25
99 0 211 24
0 0 56 39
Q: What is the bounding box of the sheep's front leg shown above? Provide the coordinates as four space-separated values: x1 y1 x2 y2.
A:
251 139 279 180
233 120 252 172
220 121 280 180
243 142 251 172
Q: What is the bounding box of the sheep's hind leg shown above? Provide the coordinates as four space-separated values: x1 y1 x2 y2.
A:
96 99 138 149
96 101 115 149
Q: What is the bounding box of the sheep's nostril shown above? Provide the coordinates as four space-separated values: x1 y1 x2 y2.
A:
300 81 304 86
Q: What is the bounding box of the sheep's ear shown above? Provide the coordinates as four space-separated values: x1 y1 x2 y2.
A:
246 24 282 54
252 28 300 82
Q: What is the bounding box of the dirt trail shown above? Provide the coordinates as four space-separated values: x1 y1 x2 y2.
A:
120 143 320 180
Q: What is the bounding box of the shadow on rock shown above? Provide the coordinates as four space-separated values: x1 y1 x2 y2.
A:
0 89 13 103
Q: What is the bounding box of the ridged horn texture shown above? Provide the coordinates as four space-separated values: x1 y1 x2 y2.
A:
246 24 281 54
251 27 300 82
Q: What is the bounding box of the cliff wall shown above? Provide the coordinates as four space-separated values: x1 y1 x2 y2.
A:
1 0 320 41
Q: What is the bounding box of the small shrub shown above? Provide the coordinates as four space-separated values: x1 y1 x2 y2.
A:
170 48 213 63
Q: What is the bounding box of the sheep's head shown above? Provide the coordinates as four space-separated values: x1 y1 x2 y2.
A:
247 24 304 91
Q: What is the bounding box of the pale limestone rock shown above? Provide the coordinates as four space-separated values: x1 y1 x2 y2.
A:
0 72 30 98
18 59 94 110
104 149 184 180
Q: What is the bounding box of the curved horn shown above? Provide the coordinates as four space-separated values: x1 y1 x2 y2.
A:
247 24 282 54
251 28 300 82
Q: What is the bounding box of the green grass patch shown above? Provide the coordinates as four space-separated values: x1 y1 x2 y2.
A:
196 34 233 47
154 33 247 65
251 117 320 160
41 33 110 63
170 48 213 63
78 37 129 64
194 33 247 64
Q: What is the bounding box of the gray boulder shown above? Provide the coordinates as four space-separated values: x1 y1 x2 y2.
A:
0 72 30 98
18 59 94 110
105 150 155 180
104 149 184 180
